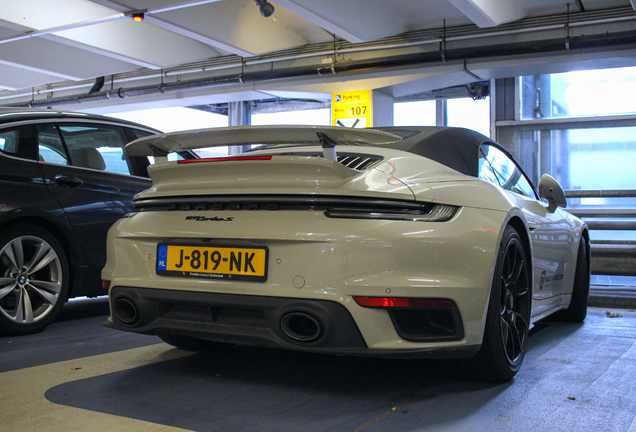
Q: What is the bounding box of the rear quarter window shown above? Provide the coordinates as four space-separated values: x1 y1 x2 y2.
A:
0 130 19 154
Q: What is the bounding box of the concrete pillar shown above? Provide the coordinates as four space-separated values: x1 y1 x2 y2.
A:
494 78 516 122
227 101 251 126
228 101 252 154
436 99 447 126
372 90 394 127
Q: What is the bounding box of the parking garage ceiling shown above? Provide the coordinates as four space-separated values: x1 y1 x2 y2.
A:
1 0 635 111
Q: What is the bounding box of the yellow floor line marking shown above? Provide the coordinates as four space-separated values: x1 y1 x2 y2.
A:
350 384 442 432
351 399 415 432
1 343 195 432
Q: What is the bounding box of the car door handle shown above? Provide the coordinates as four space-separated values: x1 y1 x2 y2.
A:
54 174 84 188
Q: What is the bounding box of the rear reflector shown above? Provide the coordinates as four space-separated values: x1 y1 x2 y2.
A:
178 156 272 164
102 280 111 289
353 296 457 309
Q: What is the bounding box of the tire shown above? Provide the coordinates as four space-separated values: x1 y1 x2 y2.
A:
0 224 70 336
159 334 233 352
554 238 590 323
463 226 531 383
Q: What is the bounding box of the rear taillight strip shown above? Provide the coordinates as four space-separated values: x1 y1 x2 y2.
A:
177 156 272 164
325 204 458 222
131 195 459 222
354 297 458 309
133 195 435 213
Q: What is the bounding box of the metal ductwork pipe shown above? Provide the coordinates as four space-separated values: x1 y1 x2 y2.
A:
12 30 636 109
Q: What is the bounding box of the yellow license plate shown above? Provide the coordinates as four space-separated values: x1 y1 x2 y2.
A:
156 244 268 282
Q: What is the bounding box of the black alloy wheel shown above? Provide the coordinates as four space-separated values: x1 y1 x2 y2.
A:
498 232 530 368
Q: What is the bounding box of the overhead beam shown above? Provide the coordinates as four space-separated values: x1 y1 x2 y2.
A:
0 24 153 90
447 0 526 27
92 0 310 57
89 0 247 56
0 61 75 91
0 13 127 45
265 0 468 43
146 0 310 57
0 0 226 45
0 0 229 44
272 0 366 43
143 16 252 57
0 0 219 69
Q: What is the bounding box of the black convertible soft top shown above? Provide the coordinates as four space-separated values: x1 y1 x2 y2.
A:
374 126 496 178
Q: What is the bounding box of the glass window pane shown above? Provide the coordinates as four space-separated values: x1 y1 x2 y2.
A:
498 124 636 208
514 174 535 198
251 108 330 126
0 130 19 154
501 126 636 190
483 145 514 185
478 150 499 185
131 129 189 165
59 125 130 174
482 145 535 198
108 107 228 132
38 145 68 165
37 125 69 165
147 153 186 165
447 97 490 136
194 147 231 158
1 126 40 160
130 129 153 140
393 101 436 126
520 66 636 120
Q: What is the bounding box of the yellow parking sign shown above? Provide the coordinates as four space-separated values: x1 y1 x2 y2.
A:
332 90 373 128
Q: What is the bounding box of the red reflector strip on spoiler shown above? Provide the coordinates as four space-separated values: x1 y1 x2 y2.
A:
354 296 457 309
178 156 272 164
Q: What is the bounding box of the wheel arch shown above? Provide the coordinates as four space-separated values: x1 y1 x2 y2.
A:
477 212 533 341
507 215 532 263
581 228 590 252
581 228 591 278
506 215 534 307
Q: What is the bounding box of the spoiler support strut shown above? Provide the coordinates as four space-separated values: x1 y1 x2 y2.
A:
317 132 338 162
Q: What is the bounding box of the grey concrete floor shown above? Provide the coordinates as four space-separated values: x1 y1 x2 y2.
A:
1 298 635 432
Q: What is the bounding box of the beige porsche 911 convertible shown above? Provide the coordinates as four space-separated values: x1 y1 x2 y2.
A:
102 126 589 382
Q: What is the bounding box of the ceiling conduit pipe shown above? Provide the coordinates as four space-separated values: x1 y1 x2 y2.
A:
14 29 636 109
2 7 635 103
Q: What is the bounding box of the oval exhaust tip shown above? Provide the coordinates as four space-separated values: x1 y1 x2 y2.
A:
113 298 139 325
280 312 323 342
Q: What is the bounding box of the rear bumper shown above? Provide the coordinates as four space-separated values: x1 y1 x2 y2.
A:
103 205 507 351
106 286 479 359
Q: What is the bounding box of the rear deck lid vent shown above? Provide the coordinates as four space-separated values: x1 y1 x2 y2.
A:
337 154 380 170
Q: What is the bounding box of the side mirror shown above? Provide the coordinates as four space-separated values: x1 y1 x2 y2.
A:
538 174 567 212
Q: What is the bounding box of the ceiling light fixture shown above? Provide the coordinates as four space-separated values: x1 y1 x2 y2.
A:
254 0 275 17
131 12 145 22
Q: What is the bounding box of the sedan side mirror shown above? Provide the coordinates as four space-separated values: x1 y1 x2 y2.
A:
538 174 567 212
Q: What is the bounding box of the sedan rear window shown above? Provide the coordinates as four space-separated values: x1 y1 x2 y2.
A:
58 125 131 175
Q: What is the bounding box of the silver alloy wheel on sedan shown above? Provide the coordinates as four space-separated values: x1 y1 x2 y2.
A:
0 235 63 324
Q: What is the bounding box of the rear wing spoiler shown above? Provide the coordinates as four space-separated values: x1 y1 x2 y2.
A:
125 125 402 161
